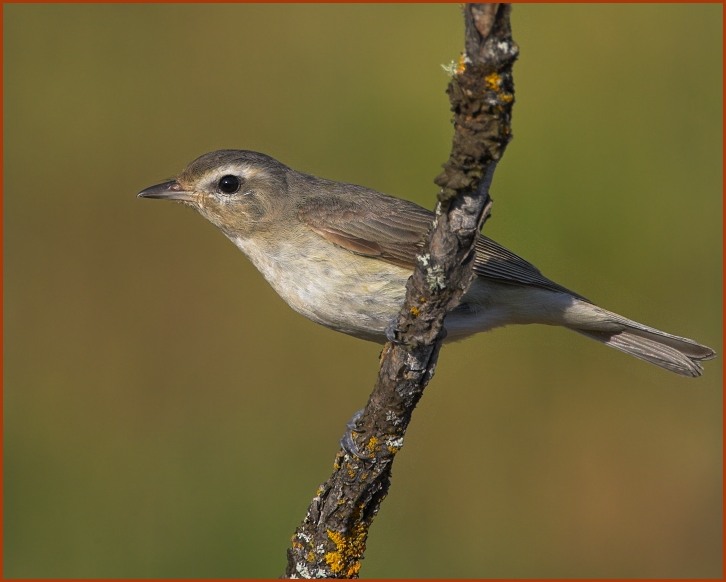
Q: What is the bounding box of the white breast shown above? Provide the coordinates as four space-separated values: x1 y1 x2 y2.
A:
231 235 410 340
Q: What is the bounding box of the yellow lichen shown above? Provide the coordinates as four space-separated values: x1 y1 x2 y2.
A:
484 72 502 90
324 521 368 577
409 305 420 317
366 436 379 454
456 53 467 75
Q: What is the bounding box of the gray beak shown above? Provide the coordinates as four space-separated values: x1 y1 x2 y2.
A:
138 180 196 202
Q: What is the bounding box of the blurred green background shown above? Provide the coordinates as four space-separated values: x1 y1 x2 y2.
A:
4 4 722 578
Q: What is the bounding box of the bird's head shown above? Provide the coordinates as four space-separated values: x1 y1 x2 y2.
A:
138 149 292 240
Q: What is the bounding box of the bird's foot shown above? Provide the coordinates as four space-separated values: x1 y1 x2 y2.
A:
340 408 374 461
384 319 399 343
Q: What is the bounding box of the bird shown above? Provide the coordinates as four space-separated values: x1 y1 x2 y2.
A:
138 149 715 377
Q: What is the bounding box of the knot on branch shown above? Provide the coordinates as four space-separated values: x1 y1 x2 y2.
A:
435 64 515 201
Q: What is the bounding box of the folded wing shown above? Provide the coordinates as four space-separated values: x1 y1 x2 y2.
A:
299 189 583 298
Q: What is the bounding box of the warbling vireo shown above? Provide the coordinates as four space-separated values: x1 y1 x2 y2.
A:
138 150 715 377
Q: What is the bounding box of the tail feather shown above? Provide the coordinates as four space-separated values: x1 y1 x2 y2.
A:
573 309 715 377
576 329 710 377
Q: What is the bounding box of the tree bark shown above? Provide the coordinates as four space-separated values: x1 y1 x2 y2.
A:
285 4 518 578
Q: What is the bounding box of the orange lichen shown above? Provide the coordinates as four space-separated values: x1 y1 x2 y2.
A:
484 72 502 90
456 53 467 75
366 436 379 454
324 520 368 577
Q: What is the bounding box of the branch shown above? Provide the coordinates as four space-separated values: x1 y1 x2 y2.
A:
285 4 518 578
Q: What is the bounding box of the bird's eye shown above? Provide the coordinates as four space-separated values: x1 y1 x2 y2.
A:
218 175 241 194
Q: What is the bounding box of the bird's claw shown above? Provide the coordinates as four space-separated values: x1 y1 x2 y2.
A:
385 320 399 343
340 409 375 461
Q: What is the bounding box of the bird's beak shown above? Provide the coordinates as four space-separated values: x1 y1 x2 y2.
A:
137 180 196 203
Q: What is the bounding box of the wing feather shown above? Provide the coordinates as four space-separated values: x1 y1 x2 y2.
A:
298 190 586 299
300 192 429 268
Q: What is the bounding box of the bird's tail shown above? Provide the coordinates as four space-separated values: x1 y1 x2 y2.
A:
571 307 715 377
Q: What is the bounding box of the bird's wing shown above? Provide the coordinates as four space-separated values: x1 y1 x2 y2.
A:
299 191 586 299
473 236 587 300
299 192 431 269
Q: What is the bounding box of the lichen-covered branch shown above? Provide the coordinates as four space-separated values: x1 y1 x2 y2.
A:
284 4 518 578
